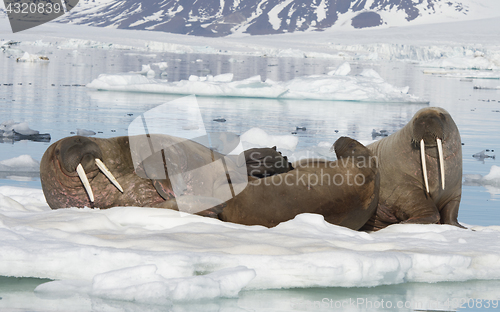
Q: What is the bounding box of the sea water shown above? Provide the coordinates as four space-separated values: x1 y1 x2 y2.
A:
0 44 499 311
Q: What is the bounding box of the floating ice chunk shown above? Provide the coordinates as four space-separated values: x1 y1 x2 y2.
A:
0 120 39 137
464 165 500 198
13 122 39 136
421 53 499 70
273 72 417 102
151 61 168 71
35 265 255 304
132 64 155 77
213 73 234 82
228 58 244 63
86 73 156 89
0 155 40 172
88 74 287 98
86 69 422 102
240 127 298 151
423 69 500 79
16 52 49 62
359 68 383 80
77 129 96 136
473 85 500 90
327 62 351 76
484 165 500 182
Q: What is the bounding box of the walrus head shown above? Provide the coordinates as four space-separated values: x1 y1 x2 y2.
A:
333 136 371 159
410 108 452 193
40 136 151 209
54 136 123 202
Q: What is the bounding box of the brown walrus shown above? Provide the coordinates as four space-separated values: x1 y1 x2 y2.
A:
362 107 464 231
40 134 379 230
220 136 379 229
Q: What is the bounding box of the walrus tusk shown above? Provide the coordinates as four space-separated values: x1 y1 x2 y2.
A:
76 163 94 202
95 158 124 193
420 139 430 193
437 138 445 190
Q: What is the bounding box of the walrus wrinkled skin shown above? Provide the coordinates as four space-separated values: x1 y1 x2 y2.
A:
362 107 463 231
40 135 379 230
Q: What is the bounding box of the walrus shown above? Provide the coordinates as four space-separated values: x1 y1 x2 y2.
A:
220 136 379 229
361 107 463 231
40 134 379 230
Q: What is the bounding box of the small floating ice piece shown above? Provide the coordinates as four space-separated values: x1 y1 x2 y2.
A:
0 155 40 172
77 129 96 136
327 62 351 76
16 52 49 62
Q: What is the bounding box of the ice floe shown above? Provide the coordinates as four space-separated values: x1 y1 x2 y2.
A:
15 51 49 62
0 120 51 142
87 64 423 102
421 51 500 79
240 127 298 152
464 165 500 198
0 155 40 172
474 85 500 90
1 120 40 137
76 129 97 136
1 185 500 303
420 51 500 70
423 69 500 79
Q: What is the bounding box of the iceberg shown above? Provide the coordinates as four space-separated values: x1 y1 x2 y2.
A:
87 66 424 103
464 165 500 198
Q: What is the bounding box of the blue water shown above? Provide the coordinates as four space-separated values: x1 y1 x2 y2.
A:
0 43 499 312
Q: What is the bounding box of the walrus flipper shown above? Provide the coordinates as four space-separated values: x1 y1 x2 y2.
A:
438 196 466 228
242 147 292 179
153 195 226 219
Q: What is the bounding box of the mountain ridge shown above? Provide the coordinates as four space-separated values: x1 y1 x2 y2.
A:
3 0 498 37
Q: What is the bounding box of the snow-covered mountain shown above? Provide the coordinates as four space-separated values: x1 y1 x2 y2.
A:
35 0 500 36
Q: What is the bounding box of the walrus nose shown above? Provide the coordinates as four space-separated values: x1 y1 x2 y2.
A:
420 138 445 193
59 136 123 202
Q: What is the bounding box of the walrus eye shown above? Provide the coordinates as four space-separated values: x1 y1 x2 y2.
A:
75 158 124 203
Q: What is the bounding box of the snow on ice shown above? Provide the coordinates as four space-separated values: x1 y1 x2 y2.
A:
420 51 500 70
1 179 500 303
0 120 40 137
86 63 422 103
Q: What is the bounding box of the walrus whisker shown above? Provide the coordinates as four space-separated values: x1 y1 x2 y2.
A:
420 139 430 193
76 163 94 202
437 138 445 190
95 158 124 193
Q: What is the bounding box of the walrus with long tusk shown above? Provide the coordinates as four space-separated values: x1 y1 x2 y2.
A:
361 107 464 231
40 135 380 230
